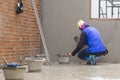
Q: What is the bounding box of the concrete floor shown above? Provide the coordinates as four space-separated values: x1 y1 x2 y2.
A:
1 63 120 80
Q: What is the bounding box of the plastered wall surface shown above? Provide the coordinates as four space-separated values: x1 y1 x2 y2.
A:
41 0 120 63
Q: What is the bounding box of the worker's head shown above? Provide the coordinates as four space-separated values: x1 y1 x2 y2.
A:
77 20 87 30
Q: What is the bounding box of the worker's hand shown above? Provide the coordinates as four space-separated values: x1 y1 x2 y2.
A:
67 53 72 57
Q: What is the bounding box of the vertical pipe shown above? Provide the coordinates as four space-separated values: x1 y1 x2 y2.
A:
31 0 51 65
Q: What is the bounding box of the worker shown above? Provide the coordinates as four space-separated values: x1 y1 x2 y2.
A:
69 20 108 65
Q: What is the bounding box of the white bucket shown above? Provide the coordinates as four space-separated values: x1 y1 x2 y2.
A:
25 57 45 72
2 66 26 80
0 69 5 80
59 56 70 64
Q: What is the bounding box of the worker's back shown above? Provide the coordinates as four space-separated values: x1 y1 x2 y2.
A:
83 27 106 53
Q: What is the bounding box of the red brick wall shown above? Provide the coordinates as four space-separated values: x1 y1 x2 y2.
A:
0 0 41 64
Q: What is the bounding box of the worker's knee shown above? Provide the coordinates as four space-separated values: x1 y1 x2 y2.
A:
77 53 86 60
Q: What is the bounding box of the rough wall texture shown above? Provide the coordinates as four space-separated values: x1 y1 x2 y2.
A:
0 0 41 64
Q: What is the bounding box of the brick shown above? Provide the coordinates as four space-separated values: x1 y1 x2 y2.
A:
0 0 41 64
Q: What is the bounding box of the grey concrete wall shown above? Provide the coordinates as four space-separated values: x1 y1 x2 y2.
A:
41 0 120 63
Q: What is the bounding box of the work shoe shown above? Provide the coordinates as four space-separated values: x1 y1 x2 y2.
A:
86 55 99 65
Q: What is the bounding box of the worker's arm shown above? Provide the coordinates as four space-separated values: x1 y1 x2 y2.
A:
71 31 86 56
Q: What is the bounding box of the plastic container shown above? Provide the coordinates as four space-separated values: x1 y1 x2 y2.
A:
25 57 45 72
58 56 70 64
2 66 26 80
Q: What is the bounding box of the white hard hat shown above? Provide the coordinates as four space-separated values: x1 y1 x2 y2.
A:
77 20 85 29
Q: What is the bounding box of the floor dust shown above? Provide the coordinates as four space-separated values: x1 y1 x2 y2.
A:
24 63 120 80
1 63 120 80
